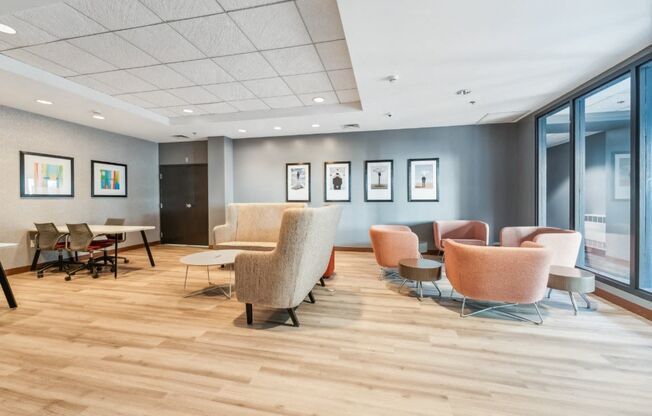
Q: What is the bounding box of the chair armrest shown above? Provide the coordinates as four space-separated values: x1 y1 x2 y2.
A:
234 251 280 305
213 223 235 244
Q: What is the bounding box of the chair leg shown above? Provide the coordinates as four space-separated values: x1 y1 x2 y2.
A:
547 288 553 298
319 277 325 287
287 308 300 327
308 291 315 304
246 303 253 325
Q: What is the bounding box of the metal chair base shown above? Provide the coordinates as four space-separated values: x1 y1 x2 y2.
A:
460 297 544 325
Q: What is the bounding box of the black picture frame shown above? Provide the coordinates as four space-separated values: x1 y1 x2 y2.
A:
324 161 351 202
19 151 74 198
91 160 128 198
286 162 311 202
364 159 393 202
407 158 440 202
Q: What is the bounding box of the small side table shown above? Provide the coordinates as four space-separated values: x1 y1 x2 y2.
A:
398 258 443 301
547 265 595 315
180 250 242 299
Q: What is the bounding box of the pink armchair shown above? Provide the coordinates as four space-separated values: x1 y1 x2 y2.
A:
369 225 420 278
500 226 581 267
444 240 552 324
434 220 489 253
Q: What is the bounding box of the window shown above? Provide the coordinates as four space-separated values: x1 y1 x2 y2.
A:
641 61 652 292
576 76 632 284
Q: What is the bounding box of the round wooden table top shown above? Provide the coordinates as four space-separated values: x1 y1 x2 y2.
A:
548 265 595 293
398 258 443 281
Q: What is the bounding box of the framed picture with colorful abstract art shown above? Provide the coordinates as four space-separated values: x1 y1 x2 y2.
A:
91 160 127 197
20 151 74 198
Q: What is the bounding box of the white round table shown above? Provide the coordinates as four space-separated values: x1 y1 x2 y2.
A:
180 250 242 298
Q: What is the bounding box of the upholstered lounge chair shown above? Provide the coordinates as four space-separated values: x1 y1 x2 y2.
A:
234 205 342 327
500 226 581 267
434 220 489 254
369 225 420 279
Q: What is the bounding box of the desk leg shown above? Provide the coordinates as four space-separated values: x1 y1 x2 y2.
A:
141 230 155 267
30 249 40 271
0 261 17 309
114 240 118 279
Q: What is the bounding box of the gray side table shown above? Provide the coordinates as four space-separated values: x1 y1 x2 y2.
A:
398 258 443 301
547 265 596 315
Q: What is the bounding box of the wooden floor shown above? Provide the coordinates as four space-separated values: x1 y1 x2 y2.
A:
1 246 651 416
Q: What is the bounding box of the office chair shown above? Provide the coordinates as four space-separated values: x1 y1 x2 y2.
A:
33 223 67 278
97 218 129 265
64 223 113 281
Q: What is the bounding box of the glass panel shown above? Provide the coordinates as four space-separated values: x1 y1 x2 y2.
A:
578 76 631 283
540 106 571 229
640 62 652 292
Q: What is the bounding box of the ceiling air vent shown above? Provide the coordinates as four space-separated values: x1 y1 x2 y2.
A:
342 123 360 129
171 134 190 139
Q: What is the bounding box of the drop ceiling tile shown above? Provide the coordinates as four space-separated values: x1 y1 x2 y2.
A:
168 59 233 85
298 91 338 106
114 93 157 107
89 70 157 94
199 102 238 114
2 49 78 77
128 65 194 89
328 68 356 90
66 0 161 30
133 90 187 107
242 77 292 98
229 2 311 49
229 98 269 111
204 82 255 101
296 0 345 42
0 40 12 50
167 105 209 116
262 45 323 76
139 0 224 20
213 52 276 80
15 3 105 38
69 74 121 94
336 89 359 103
217 0 279 11
118 24 205 63
0 15 56 48
25 41 116 74
283 72 332 94
171 14 255 57
263 95 303 109
151 107 177 117
316 40 351 71
167 86 219 104
69 33 159 68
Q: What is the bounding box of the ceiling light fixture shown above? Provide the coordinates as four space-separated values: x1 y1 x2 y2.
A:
92 112 105 120
312 123 320 128
238 128 247 133
36 99 53 105
312 97 325 103
469 100 477 105
182 108 194 113
273 126 282 131
387 74 400 83
456 89 472 95
0 24 16 35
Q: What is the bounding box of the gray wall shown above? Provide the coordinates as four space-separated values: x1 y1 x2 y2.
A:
207 136 233 243
546 142 570 228
0 105 160 270
231 123 532 248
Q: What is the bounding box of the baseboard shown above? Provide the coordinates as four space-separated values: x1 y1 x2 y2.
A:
594 288 652 321
5 241 161 276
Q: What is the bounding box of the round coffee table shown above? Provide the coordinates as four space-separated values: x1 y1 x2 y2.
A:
180 250 242 298
398 258 443 301
547 265 595 315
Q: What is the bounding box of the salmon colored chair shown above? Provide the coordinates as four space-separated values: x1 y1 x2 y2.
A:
434 220 489 254
444 240 552 324
500 226 581 267
369 225 420 278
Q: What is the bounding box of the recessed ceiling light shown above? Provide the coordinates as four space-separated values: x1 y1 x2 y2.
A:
312 123 320 128
182 108 194 113
92 112 105 120
469 100 477 105
312 97 325 103
273 126 282 131
36 99 53 105
0 24 16 35
238 128 247 133
456 89 472 95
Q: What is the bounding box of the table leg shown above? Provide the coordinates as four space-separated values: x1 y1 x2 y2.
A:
432 281 442 297
141 230 155 267
0 261 17 309
183 266 189 289
30 249 40 271
579 293 592 309
114 239 118 279
568 291 578 315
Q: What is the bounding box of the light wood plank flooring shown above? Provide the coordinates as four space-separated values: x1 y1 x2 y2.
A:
1 246 651 416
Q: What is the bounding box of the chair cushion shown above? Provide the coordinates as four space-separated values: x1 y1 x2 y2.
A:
88 240 113 251
215 241 277 251
441 239 486 249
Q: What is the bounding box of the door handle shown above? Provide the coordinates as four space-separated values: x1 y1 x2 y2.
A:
185 203 192 208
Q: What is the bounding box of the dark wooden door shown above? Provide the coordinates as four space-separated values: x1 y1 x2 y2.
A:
160 164 208 245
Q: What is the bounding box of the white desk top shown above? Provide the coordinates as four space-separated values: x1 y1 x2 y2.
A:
181 250 242 266
30 225 155 234
0 243 17 249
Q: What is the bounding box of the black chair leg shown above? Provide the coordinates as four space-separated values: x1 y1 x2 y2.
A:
308 291 315 304
246 303 253 325
320 277 325 287
287 308 300 327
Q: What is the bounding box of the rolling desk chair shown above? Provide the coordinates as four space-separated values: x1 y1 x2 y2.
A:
97 218 129 265
65 223 113 281
33 223 68 278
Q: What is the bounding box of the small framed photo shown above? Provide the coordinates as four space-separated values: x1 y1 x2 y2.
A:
92 160 127 197
365 160 393 202
286 162 311 202
324 161 351 202
613 152 630 200
408 158 439 202
20 151 74 197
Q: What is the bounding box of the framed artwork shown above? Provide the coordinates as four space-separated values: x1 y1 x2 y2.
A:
92 160 127 197
613 152 630 200
324 161 351 202
286 162 311 202
364 160 393 202
408 158 439 202
20 151 74 197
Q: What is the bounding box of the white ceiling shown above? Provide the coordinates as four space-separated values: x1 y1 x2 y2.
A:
0 0 650 142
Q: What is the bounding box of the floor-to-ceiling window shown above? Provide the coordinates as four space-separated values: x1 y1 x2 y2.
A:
641 61 652 293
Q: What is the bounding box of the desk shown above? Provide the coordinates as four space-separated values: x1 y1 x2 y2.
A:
29 225 156 278
0 243 17 308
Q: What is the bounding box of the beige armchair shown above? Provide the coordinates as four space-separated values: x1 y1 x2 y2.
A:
234 205 342 327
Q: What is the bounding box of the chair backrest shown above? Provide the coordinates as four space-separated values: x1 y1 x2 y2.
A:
369 225 420 268
500 226 566 247
229 203 306 242
34 223 62 250
434 220 489 250
105 218 125 226
500 226 581 267
66 223 94 251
